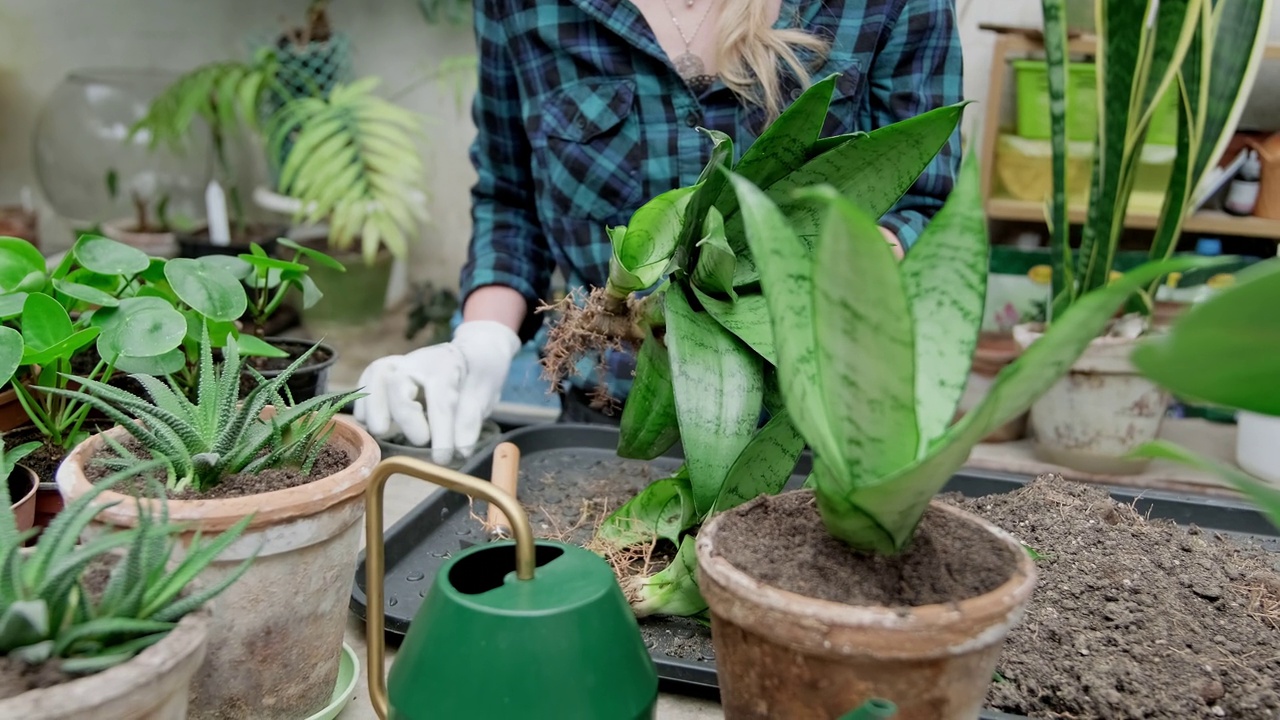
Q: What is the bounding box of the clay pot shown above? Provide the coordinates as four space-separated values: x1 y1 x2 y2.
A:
696 491 1036 720
1 383 29 433
100 217 178 257
55 414 380 720
954 332 1028 443
1014 323 1169 475
0 605 211 719
7 464 38 532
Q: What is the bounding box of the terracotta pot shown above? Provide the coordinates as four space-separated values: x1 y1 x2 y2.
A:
7 464 38 532
1 384 29 433
696 491 1036 720
1014 323 1169 475
1151 299 1189 330
55 414 380 720
955 332 1028 443
33 482 64 535
100 217 178 257
0 605 211 719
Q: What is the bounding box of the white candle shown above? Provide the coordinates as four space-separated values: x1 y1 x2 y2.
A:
206 180 231 246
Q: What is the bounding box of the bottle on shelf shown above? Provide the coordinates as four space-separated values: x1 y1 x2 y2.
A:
1224 149 1261 216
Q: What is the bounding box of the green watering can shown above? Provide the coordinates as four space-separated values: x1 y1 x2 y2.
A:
363 449 659 720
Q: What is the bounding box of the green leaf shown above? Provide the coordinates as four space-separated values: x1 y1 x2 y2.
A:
0 327 21 388
608 186 696 295
236 333 288 358
1130 258 1280 415
664 285 763 516
1131 441 1280 532
628 536 707 618
96 297 186 362
692 289 776 366
0 237 47 294
0 293 27 320
298 274 324 309
617 332 681 460
278 237 346 271
116 349 186 376
197 255 252 280
164 258 248 322
52 279 120 308
690 208 736 299
596 471 697 549
237 254 309 274
674 129 735 268
1041 0 1073 305
710 409 806 515
23 327 99 367
0 600 49 653
822 255 1230 553
899 152 988 450
20 293 75 357
73 234 150 276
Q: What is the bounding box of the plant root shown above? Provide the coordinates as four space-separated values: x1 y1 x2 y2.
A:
536 287 647 407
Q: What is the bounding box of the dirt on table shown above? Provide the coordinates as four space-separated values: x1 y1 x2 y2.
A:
942 475 1280 720
85 435 351 500
2 422 113 484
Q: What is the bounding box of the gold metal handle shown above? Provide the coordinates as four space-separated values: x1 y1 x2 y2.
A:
364 455 534 720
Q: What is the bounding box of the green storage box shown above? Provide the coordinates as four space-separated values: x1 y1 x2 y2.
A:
1012 60 1178 145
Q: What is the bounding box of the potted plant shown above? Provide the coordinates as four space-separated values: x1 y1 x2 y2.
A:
98 171 199 259
52 331 379 720
2 439 38 534
0 465 251 719
1011 0 1271 474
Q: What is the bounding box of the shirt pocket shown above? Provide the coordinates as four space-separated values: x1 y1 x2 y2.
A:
534 77 644 222
815 55 867 137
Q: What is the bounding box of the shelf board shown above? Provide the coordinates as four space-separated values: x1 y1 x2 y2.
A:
986 197 1280 239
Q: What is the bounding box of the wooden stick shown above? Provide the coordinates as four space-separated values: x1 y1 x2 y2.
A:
485 442 521 539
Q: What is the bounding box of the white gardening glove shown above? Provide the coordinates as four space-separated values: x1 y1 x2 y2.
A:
354 320 521 465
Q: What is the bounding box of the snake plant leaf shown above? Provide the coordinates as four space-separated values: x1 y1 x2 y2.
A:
674 130 735 270
727 171 841 469
1140 0 1200 122
608 186 696 295
711 408 806 515
1131 441 1280 532
807 131 867 160
820 255 1230 553
664 284 764 516
596 469 697 549
0 327 21 389
1130 258 1280 416
727 103 966 286
899 152 988 451
618 332 681 460
1146 76 1197 284
1192 0 1271 191
805 187 919 489
628 535 707 618
692 288 775 366
1041 0 1072 304
715 73 837 217
691 207 737 299
0 237 46 294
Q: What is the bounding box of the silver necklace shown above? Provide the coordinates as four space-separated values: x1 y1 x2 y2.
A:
661 0 716 91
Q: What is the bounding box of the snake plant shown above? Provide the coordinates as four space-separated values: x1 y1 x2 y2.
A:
1041 0 1272 318
47 326 362 494
1 465 252 675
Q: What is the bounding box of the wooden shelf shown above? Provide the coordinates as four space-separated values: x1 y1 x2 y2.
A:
986 197 1280 239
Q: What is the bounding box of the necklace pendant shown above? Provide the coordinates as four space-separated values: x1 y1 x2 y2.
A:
674 52 706 81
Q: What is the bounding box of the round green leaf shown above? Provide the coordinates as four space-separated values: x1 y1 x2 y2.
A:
138 258 169 284
52 279 120 308
116 349 185 376
0 326 22 388
0 293 28 320
278 237 347 272
0 237 47 294
65 268 124 296
96 297 186 361
198 255 252 280
21 293 74 352
164 258 248 322
73 234 150 276
237 254 309 274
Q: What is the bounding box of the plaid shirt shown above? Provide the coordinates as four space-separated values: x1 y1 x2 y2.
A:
459 0 963 402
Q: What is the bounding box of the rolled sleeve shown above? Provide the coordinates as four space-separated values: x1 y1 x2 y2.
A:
459 3 555 341
871 0 964 251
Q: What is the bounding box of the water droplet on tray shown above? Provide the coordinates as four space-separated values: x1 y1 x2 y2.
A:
429 551 446 558
406 571 425 582
387 596 398 607
419 589 427 598
455 529 470 536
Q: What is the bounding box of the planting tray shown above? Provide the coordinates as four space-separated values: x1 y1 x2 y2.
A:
350 424 1280 717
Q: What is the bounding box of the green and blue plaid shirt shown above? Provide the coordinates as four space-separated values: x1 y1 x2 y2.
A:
459 0 963 402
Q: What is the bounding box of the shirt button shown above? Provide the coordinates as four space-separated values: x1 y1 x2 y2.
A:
685 111 700 127
790 88 802 100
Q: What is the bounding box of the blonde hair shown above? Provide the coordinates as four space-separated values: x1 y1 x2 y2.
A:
711 0 831 122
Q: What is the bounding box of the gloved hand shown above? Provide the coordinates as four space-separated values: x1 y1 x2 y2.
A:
354 320 522 465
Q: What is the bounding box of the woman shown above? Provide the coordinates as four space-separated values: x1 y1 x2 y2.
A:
355 0 963 465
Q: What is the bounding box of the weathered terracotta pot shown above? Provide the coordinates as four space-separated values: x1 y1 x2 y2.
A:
696 491 1036 720
1014 323 1168 475
7 464 38 532
56 414 380 720
0 384 28 433
0 605 211 720
99 217 177 257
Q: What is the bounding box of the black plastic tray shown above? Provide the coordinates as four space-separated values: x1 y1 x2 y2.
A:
351 424 1280 716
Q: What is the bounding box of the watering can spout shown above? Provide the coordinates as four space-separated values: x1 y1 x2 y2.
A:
362 444 659 720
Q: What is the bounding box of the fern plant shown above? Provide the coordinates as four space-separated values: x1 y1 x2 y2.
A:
265 77 429 264
48 327 363 494
1 465 253 674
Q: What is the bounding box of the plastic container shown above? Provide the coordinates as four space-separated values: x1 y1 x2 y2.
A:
1013 60 1179 145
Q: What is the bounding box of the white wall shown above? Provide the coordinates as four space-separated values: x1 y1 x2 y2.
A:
2 0 1279 292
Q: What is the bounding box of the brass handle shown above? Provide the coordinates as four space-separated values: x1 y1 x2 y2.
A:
364 455 535 720
485 443 521 538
